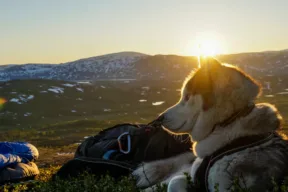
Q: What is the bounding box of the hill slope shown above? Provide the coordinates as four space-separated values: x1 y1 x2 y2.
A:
1 50 288 82
0 78 287 147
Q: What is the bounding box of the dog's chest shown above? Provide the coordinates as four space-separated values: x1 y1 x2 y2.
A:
192 134 276 191
206 150 255 191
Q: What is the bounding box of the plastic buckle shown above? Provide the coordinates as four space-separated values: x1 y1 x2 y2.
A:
117 132 131 154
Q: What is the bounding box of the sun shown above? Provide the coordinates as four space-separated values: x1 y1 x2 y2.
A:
186 33 225 57
196 39 222 57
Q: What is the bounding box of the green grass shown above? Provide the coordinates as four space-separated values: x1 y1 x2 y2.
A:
2 166 288 192
0 79 181 129
0 166 168 192
0 79 182 146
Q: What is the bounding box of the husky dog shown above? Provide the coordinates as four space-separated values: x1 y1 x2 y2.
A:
133 57 288 192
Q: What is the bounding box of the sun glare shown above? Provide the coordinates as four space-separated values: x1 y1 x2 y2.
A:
187 33 225 57
197 41 220 57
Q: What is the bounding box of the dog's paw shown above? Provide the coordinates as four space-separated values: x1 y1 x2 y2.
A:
132 162 170 188
132 162 159 187
168 175 189 192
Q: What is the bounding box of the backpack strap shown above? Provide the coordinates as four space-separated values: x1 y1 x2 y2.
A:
54 157 136 180
194 132 275 191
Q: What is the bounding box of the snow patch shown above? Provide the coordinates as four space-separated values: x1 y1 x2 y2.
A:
62 83 75 87
48 87 64 94
76 88 84 92
277 92 288 95
152 101 165 106
27 95 34 100
265 95 274 97
9 94 34 104
139 99 147 102
77 81 92 85
57 152 74 156
104 108 111 112
24 112 32 117
10 98 21 104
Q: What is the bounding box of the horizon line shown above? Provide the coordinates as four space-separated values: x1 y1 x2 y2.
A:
1 48 287 66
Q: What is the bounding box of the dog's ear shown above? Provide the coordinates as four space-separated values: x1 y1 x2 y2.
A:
193 56 221 111
198 56 222 71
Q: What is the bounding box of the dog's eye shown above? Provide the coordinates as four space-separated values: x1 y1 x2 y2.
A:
184 94 190 102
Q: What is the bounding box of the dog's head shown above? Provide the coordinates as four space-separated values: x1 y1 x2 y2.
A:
161 57 261 142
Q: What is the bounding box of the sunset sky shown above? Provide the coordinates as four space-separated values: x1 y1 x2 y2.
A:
1 0 287 64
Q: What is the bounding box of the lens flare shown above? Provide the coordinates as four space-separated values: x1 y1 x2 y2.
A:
0 98 7 110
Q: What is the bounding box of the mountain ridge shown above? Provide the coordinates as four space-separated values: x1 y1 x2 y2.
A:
0 49 288 82
3 49 288 66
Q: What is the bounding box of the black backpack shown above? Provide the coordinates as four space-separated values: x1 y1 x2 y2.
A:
55 120 192 179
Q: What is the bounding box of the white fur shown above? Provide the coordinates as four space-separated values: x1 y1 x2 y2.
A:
190 157 203 181
160 93 203 134
168 175 188 192
132 152 195 188
193 104 280 158
162 60 261 142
